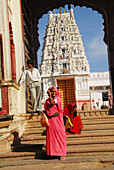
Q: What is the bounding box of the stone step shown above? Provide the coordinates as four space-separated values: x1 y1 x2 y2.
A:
21 134 114 143
0 121 11 128
25 122 114 128
9 143 114 154
0 152 36 161
0 153 114 169
0 150 114 160
26 117 114 127
1 114 114 168
67 144 114 153
28 103 33 109
24 129 44 134
21 130 114 139
88 117 114 121
23 129 114 137
26 115 114 123
82 118 114 122
21 133 114 143
26 119 114 126
26 120 114 127
1 114 114 164
20 137 114 146
24 124 114 132
25 125 42 128
0 150 114 165
67 131 114 138
21 135 114 145
67 138 114 145
0 132 10 137
26 119 114 127
27 108 33 113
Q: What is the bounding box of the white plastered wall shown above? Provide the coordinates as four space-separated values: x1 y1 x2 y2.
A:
0 0 26 115
8 0 26 114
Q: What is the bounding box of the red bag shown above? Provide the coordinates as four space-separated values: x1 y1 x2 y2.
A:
40 113 49 127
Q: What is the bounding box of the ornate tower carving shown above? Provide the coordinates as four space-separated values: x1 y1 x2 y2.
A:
40 8 90 76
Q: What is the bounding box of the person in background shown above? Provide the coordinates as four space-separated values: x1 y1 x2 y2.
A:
18 60 41 114
43 86 66 160
64 103 83 134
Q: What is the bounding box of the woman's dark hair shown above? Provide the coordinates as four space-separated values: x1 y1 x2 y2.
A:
57 87 59 90
72 104 77 108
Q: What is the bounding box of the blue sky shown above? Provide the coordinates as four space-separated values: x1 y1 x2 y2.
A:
37 5 108 72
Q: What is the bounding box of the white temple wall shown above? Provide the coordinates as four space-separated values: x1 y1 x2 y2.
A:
9 0 24 82
91 90 109 109
8 0 26 114
89 72 110 109
0 0 26 115
76 76 90 100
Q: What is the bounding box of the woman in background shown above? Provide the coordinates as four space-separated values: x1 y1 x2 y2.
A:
44 86 66 160
64 103 83 134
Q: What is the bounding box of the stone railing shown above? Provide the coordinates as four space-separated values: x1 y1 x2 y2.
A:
77 109 109 118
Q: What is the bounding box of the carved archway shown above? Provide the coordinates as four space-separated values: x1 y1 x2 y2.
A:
31 1 108 53
28 0 114 112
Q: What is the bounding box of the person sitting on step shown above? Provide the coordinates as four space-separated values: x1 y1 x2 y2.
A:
63 103 83 134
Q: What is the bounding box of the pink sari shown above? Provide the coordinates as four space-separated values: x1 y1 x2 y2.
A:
44 87 66 156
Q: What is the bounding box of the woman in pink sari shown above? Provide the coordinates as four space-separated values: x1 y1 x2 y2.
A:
44 86 66 160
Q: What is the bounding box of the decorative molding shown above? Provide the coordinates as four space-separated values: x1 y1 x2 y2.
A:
0 80 19 90
90 72 109 78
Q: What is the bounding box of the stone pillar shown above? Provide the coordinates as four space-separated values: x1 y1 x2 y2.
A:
108 49 114 110
90 90 93 110
107 1 114 114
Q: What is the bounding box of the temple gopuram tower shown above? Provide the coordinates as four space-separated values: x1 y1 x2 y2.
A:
40 8 91 110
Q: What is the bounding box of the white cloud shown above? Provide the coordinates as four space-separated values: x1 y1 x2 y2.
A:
87 34 107 61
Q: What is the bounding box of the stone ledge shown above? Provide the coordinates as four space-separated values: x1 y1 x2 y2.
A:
0 118 27 154
0 134 14 154
0 121 11 128
0 80 19 90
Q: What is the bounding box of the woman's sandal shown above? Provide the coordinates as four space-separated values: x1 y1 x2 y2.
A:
59 156 65 160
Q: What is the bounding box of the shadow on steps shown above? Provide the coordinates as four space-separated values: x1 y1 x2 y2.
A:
12 143 48 159
11 144 62 160
12 143 44 152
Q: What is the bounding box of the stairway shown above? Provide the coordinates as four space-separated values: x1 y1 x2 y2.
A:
0 113 114 169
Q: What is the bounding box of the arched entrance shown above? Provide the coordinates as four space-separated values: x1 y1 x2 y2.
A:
21 0 114 113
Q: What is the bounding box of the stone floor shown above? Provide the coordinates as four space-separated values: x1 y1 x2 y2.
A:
0 156 114 170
